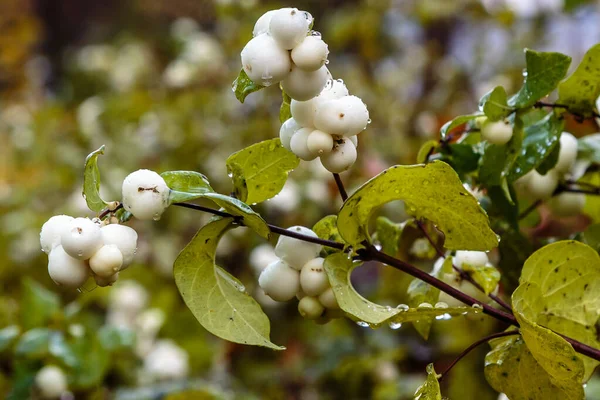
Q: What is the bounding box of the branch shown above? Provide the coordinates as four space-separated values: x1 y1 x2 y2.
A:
332 173 348 201
534 101 600 120
98 203 123 220
438 330 520 382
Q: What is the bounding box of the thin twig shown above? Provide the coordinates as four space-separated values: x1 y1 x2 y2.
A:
534 101 600 120
518 200 541 220
98 203 123 220
333 173 348 201
438 330 521 382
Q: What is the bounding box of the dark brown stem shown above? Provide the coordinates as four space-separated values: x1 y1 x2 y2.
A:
534 101 600 120
333 173 348 202
98 203 123 220
438 330 521 382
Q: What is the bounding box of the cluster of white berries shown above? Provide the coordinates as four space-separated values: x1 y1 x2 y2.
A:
432 250 498 307
281 79 369 173
40 215 138 288
514 132 584 217
257 226 340 320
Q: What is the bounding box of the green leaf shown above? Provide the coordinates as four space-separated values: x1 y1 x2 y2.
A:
49 332 79 368
406 257 445 340
462 263 500 295
337 161 498 251
226 138 299 205
439 143 481 178
313 215 344 254
14 328 51 358
485 333 584 400
21 279 61 330
508 113 564 181
496 227 533 293
517 240 600 380
98 325 136 351
70 334 110 389
479 86 511 121
557 44 600 116
0 326 20 352
508 49 572 109
280 89 292 123
374 217 403 257
161 170 214 204
201 192 270 239
174 217 283 350
82 145 109 212
580 223 600 252
536 138 561 175
439 113 483 140
414 364 442 400
578 134 600 163
232 68 265 103
416 140 438 163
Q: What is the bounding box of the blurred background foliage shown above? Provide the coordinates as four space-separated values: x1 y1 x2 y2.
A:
1 0 600 399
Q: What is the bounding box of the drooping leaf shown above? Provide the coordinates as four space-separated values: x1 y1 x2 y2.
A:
439 113 483 140
479 86 511 121
462 263 501 295
374 217 403 257
508 113 564 181
0 326 20 352
232 68 265 103
508 49 572 109
416 140 438 163
337 161 498 251
161 171 214 204
313 215 344 254
21 278 61 330
82 145 109 212
414 364 442 400
174 217 283 350
557 43 600 116
226 138 300 205
280 89 292 123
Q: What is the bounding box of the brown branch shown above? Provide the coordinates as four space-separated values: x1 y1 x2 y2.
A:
333 173 348 202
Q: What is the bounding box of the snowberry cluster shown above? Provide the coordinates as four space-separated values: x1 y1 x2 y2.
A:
257 226 340 320
514 132 584 216
432 250 498 307
40 215 138 288
243 8 329 97
281 79 369 173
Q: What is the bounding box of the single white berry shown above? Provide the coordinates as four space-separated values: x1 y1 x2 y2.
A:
40 215 74 254
109 281 148 315
253 9 279 36
269 8 310 50
318 287 339 309
35 365 68 399
300 257 329 296
89 244 123 277
94 271 119 287
298 296 325 319
314 95 369 137
454 251 489 269
122 169 170 221
290 127 318 161
547 192 585 217
281 65 330 101
291 99 317 128
275 226 322 270
61 217 103 260
481 121 513 145
554 132 578 173
291 35 329 71
48 246 89 288
320 138 358 173
258 259 300 301
527 170 559 200
241 34 291 87
306 130 334 155
100 224 138 269
348 135 358 147
144 339 189 381
318 79 349 101
279 118 301 151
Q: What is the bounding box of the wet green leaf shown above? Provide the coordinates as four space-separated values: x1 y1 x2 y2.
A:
82 145 109 212
161 170 214 204
313 215 344 254
374 217 403 257
232 68 265 103
462 263 500 295
558 44 600 116
439 113 482 140
479 86 510 121
201 192 270 239
414 364 442 400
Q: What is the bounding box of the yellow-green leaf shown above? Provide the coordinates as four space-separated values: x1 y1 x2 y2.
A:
374 216 403 257
462 263 500 295
337 161 498 251
558 43 600 116
82 145 109 212
174 217 283 350
414 364 442 400
313 215 344 255
200 192 270 239
280 89 292 123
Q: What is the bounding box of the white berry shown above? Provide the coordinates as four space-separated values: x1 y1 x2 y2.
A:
298 296 325 319
100 224 138 269
547 192 585 217
454 251 489 269
109 281 148 315
122 169 170 221
528 170 559 200
554 132 578 173
253 10 278 36
241 34 291 87
314 95 369 137
290 99 316 128
48 246 89 288
348 135 358 147
320 138 358 173
89 244 123 277
281 65 330 101
269 8 310 50
291 35 329 71
35 365 68 399
275 226 322 270
258 259 300 301
40 215 73 254
144 339 189 381
300 257 329 296
306 130 334 155
318 287 339 309
61 217 103 260
279 118 301 151
94 272 119 287
290 127 318 161
481 121 513 145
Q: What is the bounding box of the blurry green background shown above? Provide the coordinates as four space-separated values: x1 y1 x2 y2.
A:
1 0 600 399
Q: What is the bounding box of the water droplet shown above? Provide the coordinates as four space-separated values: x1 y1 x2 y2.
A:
388 321 402 330
152 213 161 221
309 30 322 38
396 304 409 311
434 302 448 309
367 119 372 124
435 313 452 320
336 78 344 84
471 303 483 310
417 302 433 309
324 59 330 65
77 251 83 257
356 321 370 328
